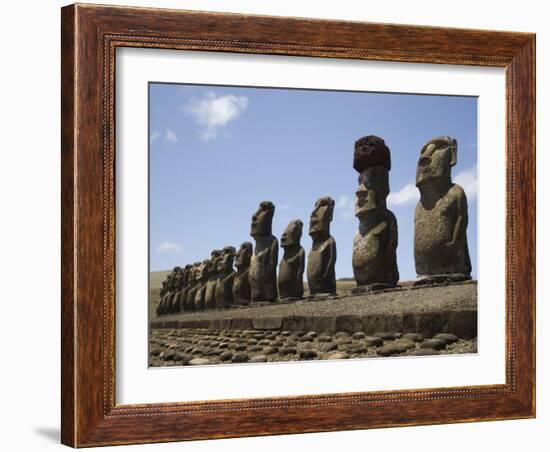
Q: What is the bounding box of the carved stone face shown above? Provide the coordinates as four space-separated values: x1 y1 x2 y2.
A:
309 197 334 238
251 201 275 238
235 242 253 270
190 263 201 284
210 250 222 275
218 246 236 272
353 135 391 172
183 265 192 284
355 166 389 217
281 219 303 248
416 136 457 187
196 260 210 281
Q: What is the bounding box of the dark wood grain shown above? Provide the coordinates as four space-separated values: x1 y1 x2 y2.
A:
60 3 536 447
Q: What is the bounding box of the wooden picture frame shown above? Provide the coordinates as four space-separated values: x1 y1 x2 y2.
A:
61 3 535 447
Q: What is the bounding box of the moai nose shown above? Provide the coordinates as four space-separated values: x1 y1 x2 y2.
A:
418 156 431 167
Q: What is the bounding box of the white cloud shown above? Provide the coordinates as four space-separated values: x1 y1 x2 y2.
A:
150 131 160 143
156 241 182 254
387 183 419 207
336 195 355 219
164 129 177 143
279 204 291 211
183 92 248 140
454 165 478 200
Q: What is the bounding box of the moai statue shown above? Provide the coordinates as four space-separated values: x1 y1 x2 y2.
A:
249 201 279 302
168 267 185 313
193 260 210 311
307 197 337 296
352 135 399 291
157 266 180 316
233 242 253 305
204 250 222 310
414 136 471 284
278 220 305 300
178 264 192 312
215 246 236 309
185 262 201 311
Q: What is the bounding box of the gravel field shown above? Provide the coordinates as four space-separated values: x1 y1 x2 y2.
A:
149 328 477 366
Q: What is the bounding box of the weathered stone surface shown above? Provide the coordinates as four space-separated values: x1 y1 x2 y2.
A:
373 332 401 340
219 351 233 361
352 332 366 340
215 246 236 309
352 165 399 288
205 250 221 310
411 349 440 356
377 339 415 356
364 336 383 347
420 339 447 350
402 333 424 342
346 343 367 354
233 242 252 305
307 197 337 295
278 220 305 300
299 349 319 360
353 135 391 172
280 346 297 355
250 355 268 363
189 358 211 365
433 333 459 344
249 201 279 302
414 136 471 282
232 353 249 363
252 317 283 330
320 342 338 352
327 352 349 359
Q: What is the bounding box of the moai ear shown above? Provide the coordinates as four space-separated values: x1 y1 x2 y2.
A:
449 138 458 167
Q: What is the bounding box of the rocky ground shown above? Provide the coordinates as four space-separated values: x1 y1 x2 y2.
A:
149 328 477 367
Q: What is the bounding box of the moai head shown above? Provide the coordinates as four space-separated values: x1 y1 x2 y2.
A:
355 166 390 219
196 260 211 282
182 264 192 284
250 201 275 239
309 197 334 240
281 219 303 249
190 262 201 284
219 246 236 273
353 135 391 173
210 249 222 276
416 136 457 188
235 242 253 271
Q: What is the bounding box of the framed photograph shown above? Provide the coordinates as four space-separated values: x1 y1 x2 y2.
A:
61 3 535 447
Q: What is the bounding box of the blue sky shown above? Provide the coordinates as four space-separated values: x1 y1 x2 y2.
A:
149 83 478 280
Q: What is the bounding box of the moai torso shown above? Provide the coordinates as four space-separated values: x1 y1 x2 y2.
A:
205 250 221 310
278 220 305 300
351 142 399 289
233 242 252 305
193 260 210 311
178 265 192 312
307 197 337 295
215 246 236 308
249 201 279 302
414 136 471 280
185 263 201 311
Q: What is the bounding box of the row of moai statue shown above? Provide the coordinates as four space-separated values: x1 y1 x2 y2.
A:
157 134 471 315
157 197 337 315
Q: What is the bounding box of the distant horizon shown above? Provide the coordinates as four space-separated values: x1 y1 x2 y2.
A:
149 83 478 280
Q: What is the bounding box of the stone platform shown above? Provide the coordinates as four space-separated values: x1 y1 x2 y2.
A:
151 280 477 339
